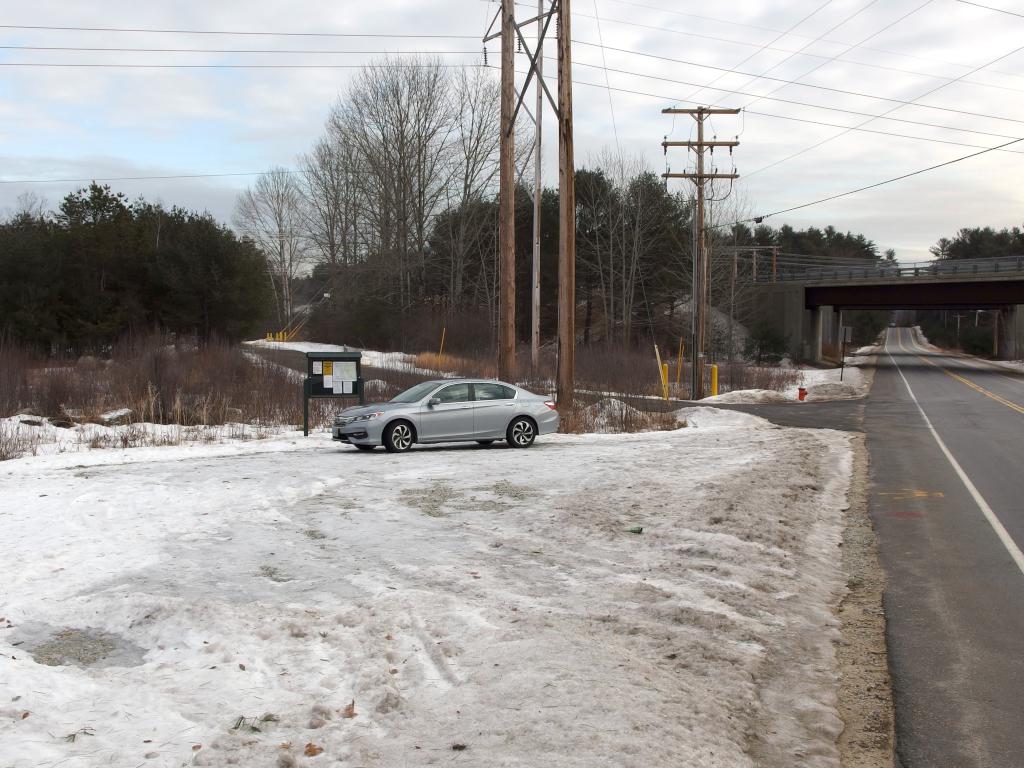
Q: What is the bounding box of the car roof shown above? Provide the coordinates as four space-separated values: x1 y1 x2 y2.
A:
428 378 516 386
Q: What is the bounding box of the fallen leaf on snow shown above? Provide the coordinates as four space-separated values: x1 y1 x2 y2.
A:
304 743 324 756
342 700 356 718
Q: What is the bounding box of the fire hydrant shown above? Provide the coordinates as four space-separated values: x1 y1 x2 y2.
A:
797 387 807 401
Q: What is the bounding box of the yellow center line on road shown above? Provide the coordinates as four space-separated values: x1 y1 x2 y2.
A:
897 330 1024 416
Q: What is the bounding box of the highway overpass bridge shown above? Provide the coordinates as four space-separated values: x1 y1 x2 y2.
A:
752 256 1024 361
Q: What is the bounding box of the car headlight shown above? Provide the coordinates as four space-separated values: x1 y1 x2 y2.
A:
355 411 384 421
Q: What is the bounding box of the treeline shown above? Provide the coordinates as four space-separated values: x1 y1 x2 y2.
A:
0 186 271 352
931 225 1024 260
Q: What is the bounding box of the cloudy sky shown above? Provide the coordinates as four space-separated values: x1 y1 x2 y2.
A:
2 0 1023 260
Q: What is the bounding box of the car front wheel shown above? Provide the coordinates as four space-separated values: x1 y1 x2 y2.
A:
383 421 414 453
506 417 536 448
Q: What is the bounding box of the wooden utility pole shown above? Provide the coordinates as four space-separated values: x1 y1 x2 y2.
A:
485 0 560 387
498 0 516 382
662 107 739 400
556 0 576 413
531 0 543 373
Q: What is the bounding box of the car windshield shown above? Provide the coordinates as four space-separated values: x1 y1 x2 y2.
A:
390 381 441 403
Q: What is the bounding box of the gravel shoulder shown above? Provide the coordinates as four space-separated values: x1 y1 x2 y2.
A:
837 434 894 768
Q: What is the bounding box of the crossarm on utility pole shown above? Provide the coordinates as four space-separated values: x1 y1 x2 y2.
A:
662 107 741 115
662 172 740 179
662 140 739 148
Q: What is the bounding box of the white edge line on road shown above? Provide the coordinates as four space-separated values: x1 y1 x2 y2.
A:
887 330 1024 577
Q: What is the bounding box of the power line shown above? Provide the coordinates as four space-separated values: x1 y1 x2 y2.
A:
590 0 622 160
726 0 879 109
485 0 1024 101
7 61 1019 193
956 0 1024 18
748 135 1024 221
595 0 1024 85
572 41 1024 126
555 60 1024 144
745 37 1024 177
679 0 837 108
574 6 1024 97
741 0 933 112
0 62 483 69
0 45 480 55
0 170 301 185
0 23 481 38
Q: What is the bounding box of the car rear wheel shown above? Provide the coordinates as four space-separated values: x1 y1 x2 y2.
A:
353 444 376 452
383 421 414 453
506 417 536 448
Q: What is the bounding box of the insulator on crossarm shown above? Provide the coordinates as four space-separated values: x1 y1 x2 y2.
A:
483 47 488 66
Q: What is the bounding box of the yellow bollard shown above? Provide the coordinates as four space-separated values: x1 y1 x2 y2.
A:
654 344 667 400
662 363 670 400
438 326 446 358
711 364 719 396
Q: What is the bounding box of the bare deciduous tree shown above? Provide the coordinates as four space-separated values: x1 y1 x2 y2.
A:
235 167 308 324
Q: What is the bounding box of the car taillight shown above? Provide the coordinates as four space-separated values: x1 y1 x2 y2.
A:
544 400 557 411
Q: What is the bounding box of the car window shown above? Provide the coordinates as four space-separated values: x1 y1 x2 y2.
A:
474 383 515 401
391 381 443 403
434 383 471 403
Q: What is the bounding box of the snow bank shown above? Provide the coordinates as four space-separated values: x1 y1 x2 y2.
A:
702 388 792 404
1 424 853 768
796 366 867 400
805 382 862 401
245 340 449 377
677 406 774 429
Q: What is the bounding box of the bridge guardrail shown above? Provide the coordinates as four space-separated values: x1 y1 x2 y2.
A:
751 255 1024 284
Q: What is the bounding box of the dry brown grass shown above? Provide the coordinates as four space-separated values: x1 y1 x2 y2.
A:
558 397 678 434
413 352 495 379
1 334 332 428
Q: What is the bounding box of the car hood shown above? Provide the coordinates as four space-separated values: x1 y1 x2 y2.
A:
337 401 410 418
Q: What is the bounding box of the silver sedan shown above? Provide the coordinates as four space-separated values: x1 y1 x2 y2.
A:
332 379 560 452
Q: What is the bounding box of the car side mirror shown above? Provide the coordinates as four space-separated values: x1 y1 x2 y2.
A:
427 397 441 407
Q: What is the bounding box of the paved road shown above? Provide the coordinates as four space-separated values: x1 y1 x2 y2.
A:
866 327 1024 768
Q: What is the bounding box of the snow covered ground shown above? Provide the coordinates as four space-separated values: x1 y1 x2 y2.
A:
244 340 446 377
0 414 294 463
1 417 853 768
